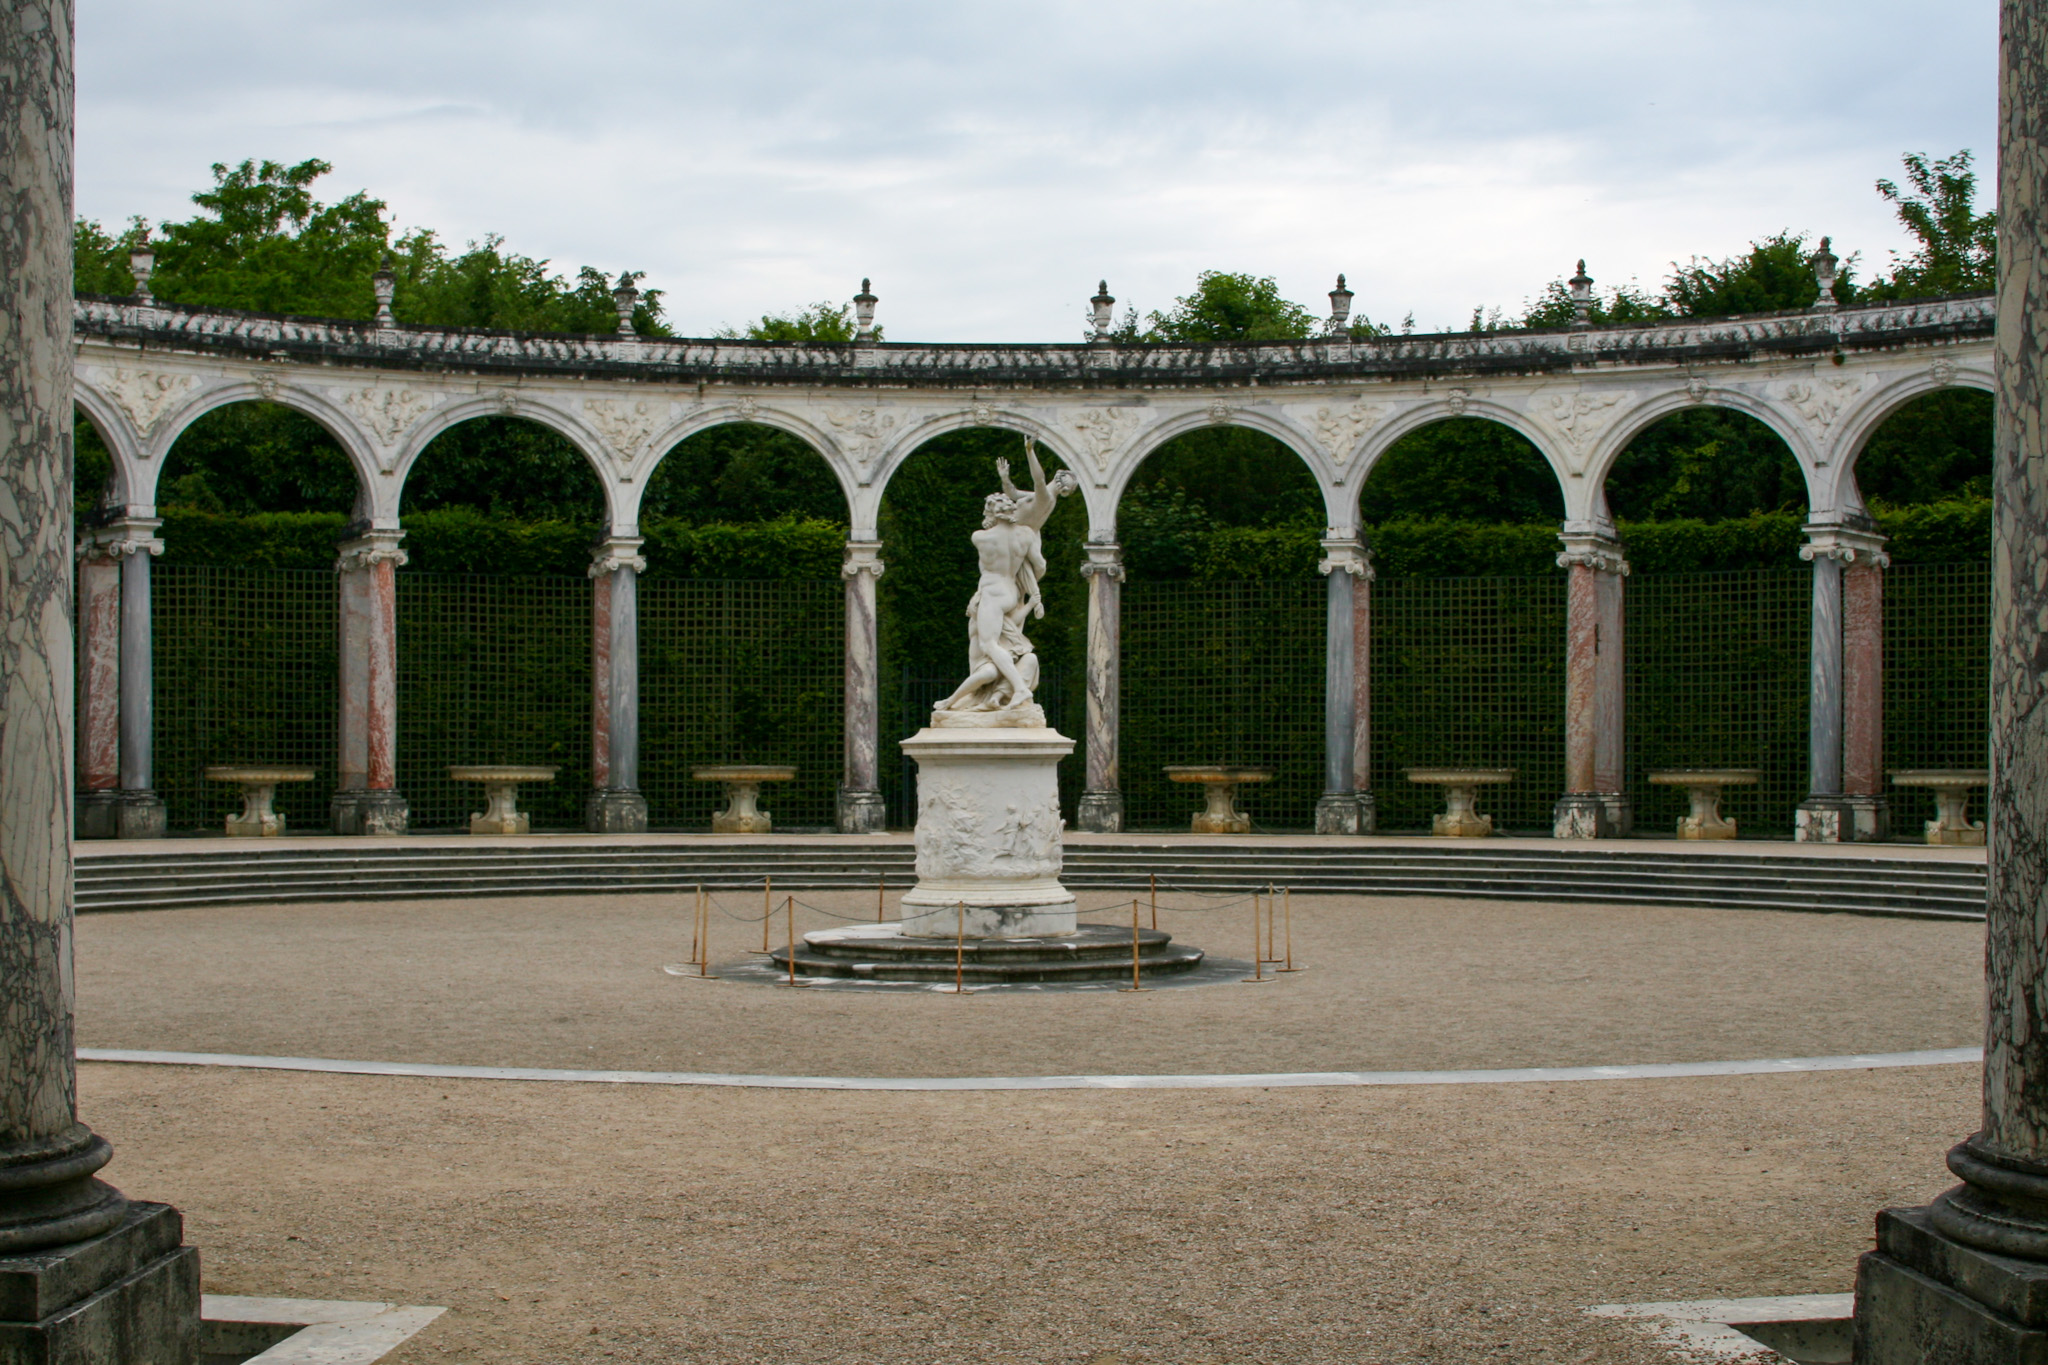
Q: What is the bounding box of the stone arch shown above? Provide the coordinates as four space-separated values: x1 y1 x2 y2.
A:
70 377 147 509
873 408 1100 533
1353 399 1573 525
637 403 857 531
1821 365 1997 513
391 396 620 531
148 382 381 516
1584 389 1823 522
1108 409 1325 536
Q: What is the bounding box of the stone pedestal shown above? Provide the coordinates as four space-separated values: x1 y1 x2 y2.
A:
0 1203 199 1365
898 718 1075 939
585 788 650 833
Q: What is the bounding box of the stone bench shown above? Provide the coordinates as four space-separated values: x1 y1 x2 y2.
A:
204 766 316 838
1648 768 1760 840
1891 769 1989 846
1163 766 1273 834
449 766 557 835
1404 768 1515 837
692 765 796 834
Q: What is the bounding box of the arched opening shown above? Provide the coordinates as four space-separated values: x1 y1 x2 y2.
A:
147 401 362 833
1850 387 1994 835
1604 407 1810 837
1117 425 1322 830
880 428 1085 825
395 416 608 830
635 423 850 830
1358 418 1566 834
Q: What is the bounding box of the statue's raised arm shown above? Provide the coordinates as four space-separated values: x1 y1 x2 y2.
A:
1010 439 1078 533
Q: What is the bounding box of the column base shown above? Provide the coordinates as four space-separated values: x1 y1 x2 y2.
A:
1314 791 1367 835
1077 789 1124 833
329 790 409 836
1797 795 1889 842
0 1201 199 1365
836 786 887 834
78 791 166 841
1552 792 1620 839
1601 793 1633 837
584 789 649 834
1854 1203 2048 1363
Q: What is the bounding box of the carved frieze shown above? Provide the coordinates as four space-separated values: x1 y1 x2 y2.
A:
342 387 438 446
913 778 1061 881
583 397 665 473
1777 374 1863 450
96 367 199 437
1309 400 1386 468
824 405 900 482
1065 407 1144 485
1534 390 1627 473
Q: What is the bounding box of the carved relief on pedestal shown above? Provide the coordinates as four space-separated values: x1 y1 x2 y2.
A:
913 777 1061 881
1307 399 1386 473
1065 407 1144 485
95 367 200 437
1533 389 1628 475
824 404 900 483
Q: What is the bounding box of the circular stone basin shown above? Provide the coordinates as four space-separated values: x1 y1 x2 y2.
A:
769 923 1206 985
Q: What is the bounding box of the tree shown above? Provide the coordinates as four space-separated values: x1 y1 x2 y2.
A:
1867 150 1997 298
1663 231 1853 317
1518 277 1668 330
1358 419 1563 523
1143 271 1319 342
716 301 875 343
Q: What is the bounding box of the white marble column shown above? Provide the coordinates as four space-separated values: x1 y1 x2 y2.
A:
1852 7 2048 1354
1077 540 1124 833
1553 531 1629 838
1796 523 1887 842
586 537 649 832
331 528 409 835
837 538 886 832
75 516 164 838
1316 537 1372 834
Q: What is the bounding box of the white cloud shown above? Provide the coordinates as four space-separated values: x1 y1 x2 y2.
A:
74 0 1995 340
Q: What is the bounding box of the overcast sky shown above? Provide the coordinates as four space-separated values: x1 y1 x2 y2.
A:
74 1 1994 342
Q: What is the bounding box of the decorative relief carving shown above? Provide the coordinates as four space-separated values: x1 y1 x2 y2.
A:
99 367 199 435
1686 375 1709 403
1066 408 1143 484
1537 390 1627 472
1778 374 1862 441
1931 357 1958 388
736 395 759 421
1310 400 1386 465
1207 399 1232 425
913 779 1060 880
494 388 521 416
1444 387 1471 415
971 401 995 426
824 405 900 482
342 387 438 446
583 397 662 469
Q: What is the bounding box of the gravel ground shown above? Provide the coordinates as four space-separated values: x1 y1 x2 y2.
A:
81 1061 1974 1365
77 892 1982 1077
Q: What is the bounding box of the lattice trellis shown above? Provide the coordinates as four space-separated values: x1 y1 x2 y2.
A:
1884 561 1991 832
640 579 843 831
151 565 337 833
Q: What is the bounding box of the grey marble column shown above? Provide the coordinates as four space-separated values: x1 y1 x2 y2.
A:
0 10 198 1356
1077 541 1124 833
1795 524 1887 842
1316 537 1370 834
1553 532 1628 839
586 538 649 832
331 529 409 835
837 539 886 832
74 518 162 838
1852 6 2048 1355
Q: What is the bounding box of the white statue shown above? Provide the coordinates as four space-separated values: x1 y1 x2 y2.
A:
935 439 1078 718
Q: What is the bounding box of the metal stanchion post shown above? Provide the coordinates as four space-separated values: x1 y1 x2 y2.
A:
699 887 710 978
762 876 772 954
954 901 966 994
689 886 701 966
1120 897 1149 993
1278 885 1301 973
1150 873 1158 931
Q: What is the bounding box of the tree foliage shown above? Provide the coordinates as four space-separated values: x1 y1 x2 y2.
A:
716 301 876 343
1867 150 1997 298
1141 271 1320 342
1358 419 1564 523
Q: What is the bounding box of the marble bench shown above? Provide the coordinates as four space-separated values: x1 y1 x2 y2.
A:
1404 768 1515 837
204 766 315 838
692 765 796 834
1648 768 1760 840
1163 766 1274 834
449 765 557 835
1891 768 1989 846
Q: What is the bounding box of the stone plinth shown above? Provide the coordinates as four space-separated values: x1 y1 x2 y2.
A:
1406 768 1515 837
0 1203 199 1365
770 923 1205 985
1164 766 1273 834
692 765 795 834
899 718 1075 939
449 766 556 836
1649 769 1760 839
1892 769 1989 846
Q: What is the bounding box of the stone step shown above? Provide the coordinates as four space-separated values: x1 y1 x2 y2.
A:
767 925 1208 984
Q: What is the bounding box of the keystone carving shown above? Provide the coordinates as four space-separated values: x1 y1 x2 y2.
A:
736 395 759 421
1207 399 1232 425
824 405 900 481
99 367 199 436
1066 408 1144 484
1445 387 1471 416
1310 400 1386 466
1931 357 1957 388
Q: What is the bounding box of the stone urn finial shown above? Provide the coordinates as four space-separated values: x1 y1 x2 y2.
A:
1569 259 1593 329
128 229 155 304
1089 280 1116 345
612 271 641 336
372 252 396 327
1327 273 1354 335
854 277 878 343
1811 235 1840 312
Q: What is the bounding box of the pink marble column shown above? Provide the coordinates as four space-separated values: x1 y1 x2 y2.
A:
1796 524 1887 842
74 518 163 838
73 549 119 832
1554 533 1628 838
1841 558 1889 840
587 538 648 832
332 530 409 835
837 539 885 832
1077 540 1124 833
1316 537 1371 834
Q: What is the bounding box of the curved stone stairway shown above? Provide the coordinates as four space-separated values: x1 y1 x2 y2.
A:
75 837 1986 921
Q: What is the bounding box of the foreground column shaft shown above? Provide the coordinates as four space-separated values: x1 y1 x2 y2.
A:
586 540 648 832
331 531 409 834
1077 542 1124 832
1853 7 2048 1357
1553 535 1627 838
1315 537 1370 834
838 540 886 832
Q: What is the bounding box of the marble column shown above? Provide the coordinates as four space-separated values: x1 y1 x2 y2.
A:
0 4 200 1355
586 537 649 832
1841 553 1891 840
74 518 163 838
1351 548 1376 832
1316 537 1372 834
837 538 886 832
1795 523 1887 842
1852 7 2048 1355
331 528 409 835
1076 540 1124 833
1553 532 1629 838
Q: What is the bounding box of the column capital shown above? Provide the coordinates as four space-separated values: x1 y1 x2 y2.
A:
77 515 163 560
1800 521 1890 568
842 539 885 579
1318 535 1374 580
588 535 647 577
335 527 409 573
1555 529 1628 575
1079 540 1125 581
